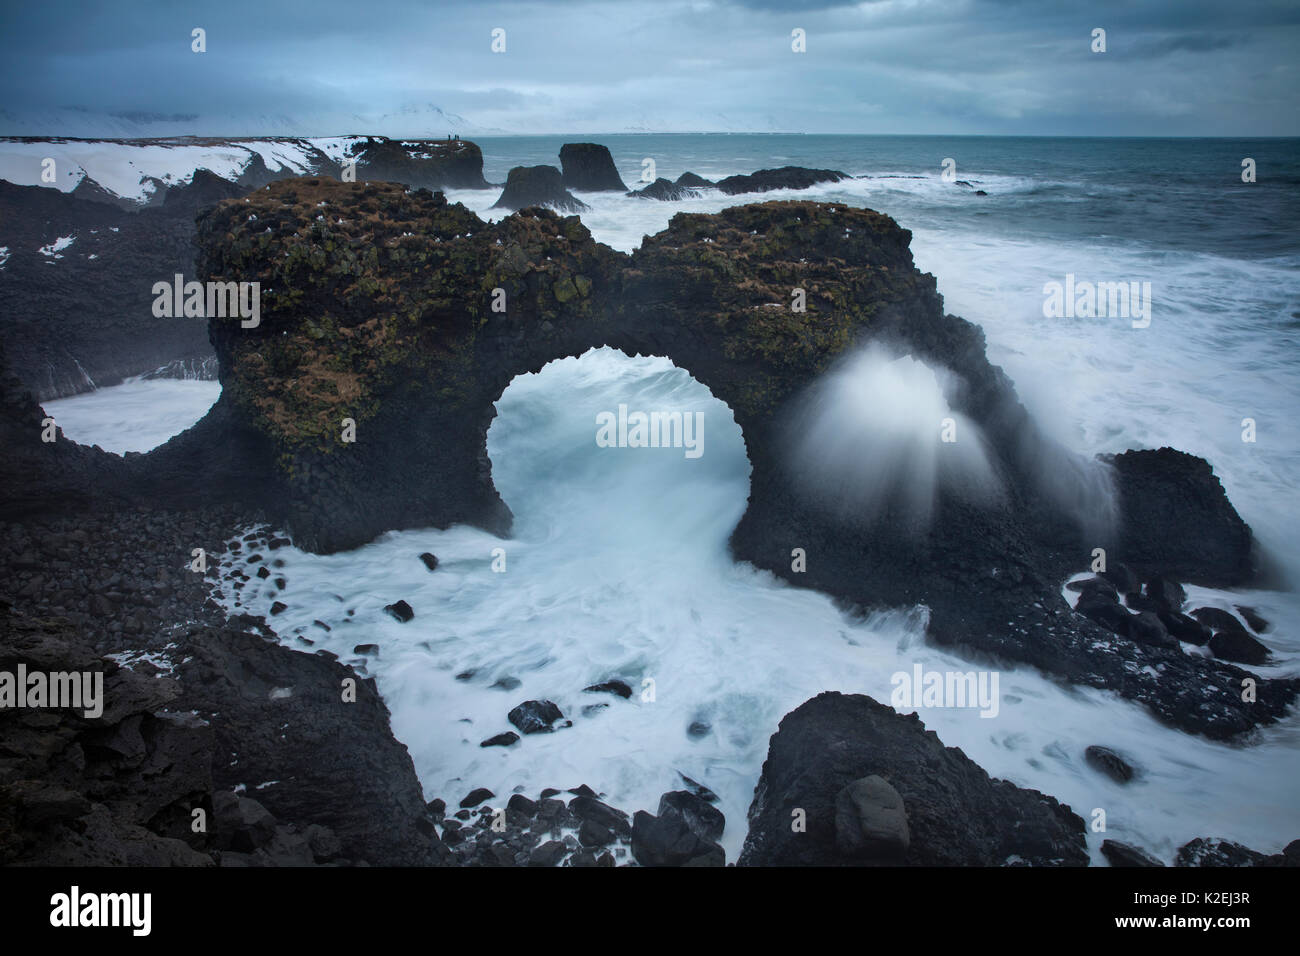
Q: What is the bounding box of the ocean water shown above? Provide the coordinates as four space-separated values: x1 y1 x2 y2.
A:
43 135 1300 863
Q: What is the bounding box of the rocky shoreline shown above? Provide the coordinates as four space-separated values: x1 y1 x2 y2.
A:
2 139 1297 867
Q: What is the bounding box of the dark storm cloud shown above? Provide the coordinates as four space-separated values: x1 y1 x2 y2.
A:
0 0 1295 136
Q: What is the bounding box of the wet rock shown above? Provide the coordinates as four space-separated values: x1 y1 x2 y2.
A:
738 693 1087 866
715 166 848 195
1191 606 1246 633
1235 605 1270 633
631 809 725 867
570 796 632 836
1066 576 1117 600
1102 840 1165 867
676 172 714 188
1085 745 1135 784
1176 837 1266 867
490 676 521 691
659 790 725 843
508 700 565 734
1158 611 1212 645
687 720 711 738
628 178 701 201
383 600 414 623
834 775 910 861
418 552 438 571
1099 563 1141 596
269 601 287 616
1076 591 1132 637
1128 611 1177 650
1209 630 1271 665
506 794 537 817
460 788 495 809
678 773 719 802
1145 575 1186 614
578 819 614 847
352 644 378 657
491 165 588 213
529 839 568 866
558 143 627 192
583 679 632 699
480 731 519 748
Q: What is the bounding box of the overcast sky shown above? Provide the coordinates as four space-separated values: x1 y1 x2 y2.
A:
1 0 1297 137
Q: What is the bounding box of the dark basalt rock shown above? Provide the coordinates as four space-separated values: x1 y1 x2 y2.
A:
738 693 1088 866
631 809 725 867
491 165 589 212
1192 606 1247 633
1209 629 1271 665
507 699 565 734
418 552 438 571
459 788 495 809
1066 575 1118 600
1159 611 1212 645
583 679 632 698
1084 745 1136 784
1235 605 1270 632
1101 840 1165 867
628 177 701 201
0 138 492 401
1104 448 1259 586
569 795 632 836
383 600 414 622
715 166 849 195
480 731 519 748
659 790 725 843
1100 563 1141 596
676 172 714 188
558 143 627 192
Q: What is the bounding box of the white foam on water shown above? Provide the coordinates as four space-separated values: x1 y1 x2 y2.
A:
42 378 221 454
209 348 1299 864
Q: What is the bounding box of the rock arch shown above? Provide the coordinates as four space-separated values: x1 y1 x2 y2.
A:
4 177 1288 737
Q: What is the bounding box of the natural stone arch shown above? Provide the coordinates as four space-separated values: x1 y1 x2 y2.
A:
6 177 1276 737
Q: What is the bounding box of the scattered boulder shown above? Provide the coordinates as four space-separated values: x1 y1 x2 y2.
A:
558 143 627 192
1235 605 1270 633
1145 575 1186 614
1084 746 1136 784
675 172 714 188
1066 576 1118 601
1209 629 1271 666
1191 606 1246 633
1101 840 1165 867
659 790 725 844
480 731 519 748
383 600 414 623
1099 563 1141 596
1158 611 1212 645
1176 837 1267 867
528 839 568 866
352 643 378 657
834 775 910 861
569 796 632 836
1128 611 1177 650
459 788 495 809
631 809 725 867
492 165 589 212
418 552 438 571
507 700 565 734
1076 590 1133 637
583 679 632 699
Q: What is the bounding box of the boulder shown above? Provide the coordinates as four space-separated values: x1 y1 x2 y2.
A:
558 143 627 191
834 775 910 861
1084 746 1136 784
1101 840 1165 867
383 600 414 622
675 172 714 188
492 165 589 212
583 679 632 699
631 809 725 867
658 790 725 843
1235 605 1270 633
1192 606 1246 633
1209 629 1271 665
738 693 1087 866
418 552 438 571
507 700 565 734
